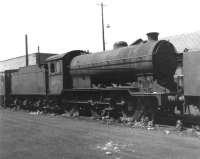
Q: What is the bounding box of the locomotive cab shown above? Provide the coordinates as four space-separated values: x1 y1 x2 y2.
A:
46 50 85 95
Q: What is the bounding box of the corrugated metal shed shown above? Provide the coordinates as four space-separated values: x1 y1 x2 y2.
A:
164 31 200 53
0 53 56 72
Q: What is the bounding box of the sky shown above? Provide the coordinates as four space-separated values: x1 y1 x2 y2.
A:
1 0 200 60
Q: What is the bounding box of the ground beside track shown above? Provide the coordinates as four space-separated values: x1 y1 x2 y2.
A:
0 109 200 159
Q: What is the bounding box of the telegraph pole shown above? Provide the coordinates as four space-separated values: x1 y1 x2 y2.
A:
98 2 106 51
25 34 29 66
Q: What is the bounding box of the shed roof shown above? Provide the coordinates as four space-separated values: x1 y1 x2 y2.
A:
0 53 56 72
163 31 200 53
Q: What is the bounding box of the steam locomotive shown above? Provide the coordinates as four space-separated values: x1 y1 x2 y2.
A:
1 32 200 125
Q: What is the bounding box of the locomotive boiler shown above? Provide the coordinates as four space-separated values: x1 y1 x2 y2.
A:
70 33 177 93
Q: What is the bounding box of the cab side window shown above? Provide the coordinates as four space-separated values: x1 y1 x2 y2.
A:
56 61 61 73
50 62 55 73
49 60 62 74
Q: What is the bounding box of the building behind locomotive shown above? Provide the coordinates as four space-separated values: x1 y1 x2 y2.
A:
0 53 54 72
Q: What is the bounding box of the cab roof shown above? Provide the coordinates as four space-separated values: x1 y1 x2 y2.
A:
46 50 86 62
46 53 67 61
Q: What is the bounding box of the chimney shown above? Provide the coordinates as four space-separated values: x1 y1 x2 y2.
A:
146 32 159 41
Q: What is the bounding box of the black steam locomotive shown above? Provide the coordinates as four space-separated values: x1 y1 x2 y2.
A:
0 32 200 124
